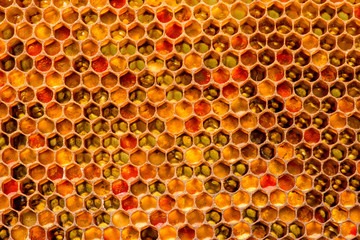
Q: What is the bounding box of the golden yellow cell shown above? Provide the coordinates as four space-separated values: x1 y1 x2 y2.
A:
270 189 286 206
34 23 51 39
187 209 204 225
140 195 157 211
113 211 130 228
233 190 250 207
84 227 102 240
277 142 293 160
121 227 139 240
223 207 241 223
8 70 25 87
306 221 322 238
296 174 312 190
0 194 9 210
103 227 120 240
186 179 202 195
241 175 258 191
279 206 295 222
340 191 356 207
168 209 185 226
252 190 268 207
288 190 304 207
268 158 284 175
158 164 174 180
350 206 360 222
130 150 146 166
131 211 148 227
195 193 213 209
148 87 165 103
11 225 28 240
213 99 229 116
184 53 202 69
214 192 231 208
166 117 184 134
56 149 72 166
196 225 214 240
175 101 192 118
75 211 92 228
157 133 175 149
330 112 347 129
159 226 177 240
177 194 193 210
167 179 185 194
332 206 348 222
261 206 277 222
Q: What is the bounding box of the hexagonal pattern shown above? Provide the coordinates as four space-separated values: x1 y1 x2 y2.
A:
1 0 360 239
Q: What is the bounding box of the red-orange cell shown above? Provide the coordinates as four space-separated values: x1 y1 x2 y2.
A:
112 180 129 195
121 164 138 180
222 84 239 99
122 195 138 211
156 39 173 54
277 82 292 98
194 69 210 85
194 100 211 116
47 165 64 180
260 174 276 190
28 133 45 149
277 50 293 65
278 174 295 191
92 57 108 72
36 87 53 103
304 128 320 144
36 57 52 71
165 23 182 39
120 135 137 150
150 210 167 226
110 0 126 8
55 26 70 40
157 9 173 23
159 195 175 211
286 97 302 112
232 66 248 82
120 72 136 88
185 117 201 133
27 41 42 56
3 179 18 195
231 34 248 50
213 68 230 84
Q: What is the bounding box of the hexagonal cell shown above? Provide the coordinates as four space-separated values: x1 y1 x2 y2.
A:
346 19 360 36
84 195 101 212
47 134 63 150
140 226 158 240
47 164 63 181
116 7 135 23
48 195 65 212
48 227 64 240
29 194 46 211
20 177 36 195
66 228 83 240
75 180 92 197
252 221 269 238
104 195 120 211
2 209 19 227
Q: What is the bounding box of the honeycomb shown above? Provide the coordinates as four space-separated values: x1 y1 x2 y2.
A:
1 0 360 239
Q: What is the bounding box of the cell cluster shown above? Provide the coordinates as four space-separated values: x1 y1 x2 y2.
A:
1 0 360 239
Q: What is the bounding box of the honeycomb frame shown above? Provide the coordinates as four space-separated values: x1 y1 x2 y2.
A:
1 0 360 239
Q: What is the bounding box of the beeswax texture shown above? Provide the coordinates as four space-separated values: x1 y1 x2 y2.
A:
0 0 360 239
